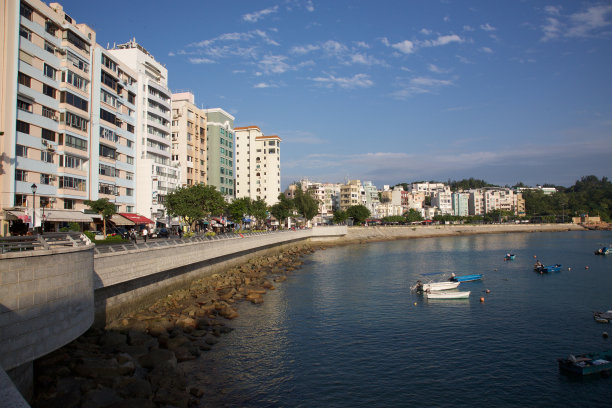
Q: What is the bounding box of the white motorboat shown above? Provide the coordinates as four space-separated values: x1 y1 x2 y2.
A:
421 281 460 291
426 290 470 299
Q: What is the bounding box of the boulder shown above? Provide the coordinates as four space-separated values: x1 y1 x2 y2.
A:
137 349 177 369
81 387 122 408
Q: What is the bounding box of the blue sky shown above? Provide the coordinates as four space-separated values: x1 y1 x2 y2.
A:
60 0 612 189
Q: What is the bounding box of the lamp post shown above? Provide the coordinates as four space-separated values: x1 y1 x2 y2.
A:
31 183 37 233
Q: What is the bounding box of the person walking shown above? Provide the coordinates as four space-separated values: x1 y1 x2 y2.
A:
130 228 137 244
142 227 148 243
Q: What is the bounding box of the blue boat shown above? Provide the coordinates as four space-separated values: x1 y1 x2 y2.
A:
450 273 483 282
558 350 612 376
594 246 612 255
534 263 562 273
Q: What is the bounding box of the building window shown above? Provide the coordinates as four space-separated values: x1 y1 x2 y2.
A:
19 26 32 41
16 120 30 134
17 99 32 112
43 84 57 98
99 144 117 159
67 51 89 73
98 182 118 195
101 54 117 72
126 188 133 196
99 163 117 177
15 194 27 207
65 30 89 52
61 112 88 132
41 128 56 142
61 91 88 111
126 156 134 165
15 169 26 182
41 151 53 163
16 145 28 157
101 71 117 90
61 154 84 170
100 108 116 124
18 73 31 87
42 106 58 121
60 176 86 191
43 64 57 80
64 199 75 210
20 3 33 20
62 70 89 91
65 133 88 150
40 174 51 185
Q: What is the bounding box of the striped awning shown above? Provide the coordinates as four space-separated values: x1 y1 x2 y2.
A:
43 210 93 222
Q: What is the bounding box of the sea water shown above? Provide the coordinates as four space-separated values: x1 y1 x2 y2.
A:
186 230 612 407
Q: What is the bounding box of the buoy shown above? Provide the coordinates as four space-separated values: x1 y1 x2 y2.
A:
480 297 485 302
568 267 571 271
533 255 537 258
585 266 590 270
414 302 417 306
486 289 490 294
603 332 609 339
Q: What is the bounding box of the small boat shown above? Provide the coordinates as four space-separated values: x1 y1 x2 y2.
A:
534 264 562 273
504 254 516 261
449 274 483 282
594 246 612 255
415 281 460 292
593 310 612 323
426 290 470 299
558 350 612 376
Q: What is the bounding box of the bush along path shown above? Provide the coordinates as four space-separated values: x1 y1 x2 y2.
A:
32 244 320 408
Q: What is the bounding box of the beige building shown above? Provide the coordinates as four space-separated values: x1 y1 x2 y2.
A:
171 92 206 187
340 180 361 211
235 126 281 206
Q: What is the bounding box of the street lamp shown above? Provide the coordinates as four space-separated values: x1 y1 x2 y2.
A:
31 183 37 233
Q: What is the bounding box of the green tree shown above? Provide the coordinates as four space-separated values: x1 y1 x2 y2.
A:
165 184 226 230
227 197 252 227
346 205 371 225
269 193 294 228
250 198 268 228
404 208 424 223
332 209 348 224
382 215 406 224
293 183 320 222
84 198 116 237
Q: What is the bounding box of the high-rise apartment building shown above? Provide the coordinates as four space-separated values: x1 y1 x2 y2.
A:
340 180 361 211
1 0 100 236
203 108 235 198
108 39 179 223
235 125 281 206
171 92 206 187
91 46 137 213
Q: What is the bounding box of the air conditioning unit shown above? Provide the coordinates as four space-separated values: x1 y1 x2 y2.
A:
42 140 48 146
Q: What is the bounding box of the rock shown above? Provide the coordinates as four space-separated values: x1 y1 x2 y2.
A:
137 349 177 369
99 331 127 348
81 387 122 408
115 377 153 399
165 334 190 351
105 399 156 408
174 346 197 362
147 323 168 337
190 386 205 397
246 293 264 304
73 357 125 379
128 331 157 349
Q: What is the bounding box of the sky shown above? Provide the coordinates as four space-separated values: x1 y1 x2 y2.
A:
58 0 612 189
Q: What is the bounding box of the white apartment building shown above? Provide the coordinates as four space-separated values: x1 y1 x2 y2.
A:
407 182 447 196
340 180 361 211
235 126 281 206
431 187 453 215
362 181 380 217
109 39 179 224
171 92 207 187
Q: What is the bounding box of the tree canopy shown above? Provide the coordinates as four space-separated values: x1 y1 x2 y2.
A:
404 208 424 223
164 184 226 230
332 209 348 224
346 205 371 224
269 193 295 228
293 183 319 222
84 198 116 236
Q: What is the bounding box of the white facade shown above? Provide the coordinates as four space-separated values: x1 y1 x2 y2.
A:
108 39 179 223
235 126 281 206
432 188 452 214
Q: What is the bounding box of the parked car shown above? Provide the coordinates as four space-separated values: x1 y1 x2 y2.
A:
109 227 130 239
154 227 169 238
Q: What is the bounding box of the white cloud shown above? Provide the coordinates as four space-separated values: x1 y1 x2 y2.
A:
420 28 432 35
480 47 493 53
480 23 496 31
189 57 215 64
354 41 370 48
463 25 475 31
258 55 292 74
242 6 279 23
425 34 464 47
310 73 374 89
392 76 453 98
253 82 279 88
290 44 320 55
322 40 348 55
305 0 314 12
380 37 390 47
392 40 415 54
541 4 612 41
428 64 449 73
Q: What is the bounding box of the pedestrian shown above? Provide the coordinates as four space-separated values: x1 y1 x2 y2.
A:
130 228 137 244
178 228 182 238
142 227 148 243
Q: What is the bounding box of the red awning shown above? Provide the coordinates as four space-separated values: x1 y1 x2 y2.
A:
118 213 154 224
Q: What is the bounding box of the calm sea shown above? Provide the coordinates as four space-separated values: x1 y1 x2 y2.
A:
185 230 612 407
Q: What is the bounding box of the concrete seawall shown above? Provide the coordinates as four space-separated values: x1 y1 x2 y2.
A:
341 223 584 243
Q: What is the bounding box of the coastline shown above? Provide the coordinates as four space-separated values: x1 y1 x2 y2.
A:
31 223 588 407
320 223 586 245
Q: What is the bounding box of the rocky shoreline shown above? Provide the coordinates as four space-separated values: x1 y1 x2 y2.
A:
32 244 319 408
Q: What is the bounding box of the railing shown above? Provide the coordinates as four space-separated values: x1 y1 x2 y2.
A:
93 229 294 255
0 232 92 254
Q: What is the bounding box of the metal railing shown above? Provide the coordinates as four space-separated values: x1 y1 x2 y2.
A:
93 229 296 255
0 232 92 254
